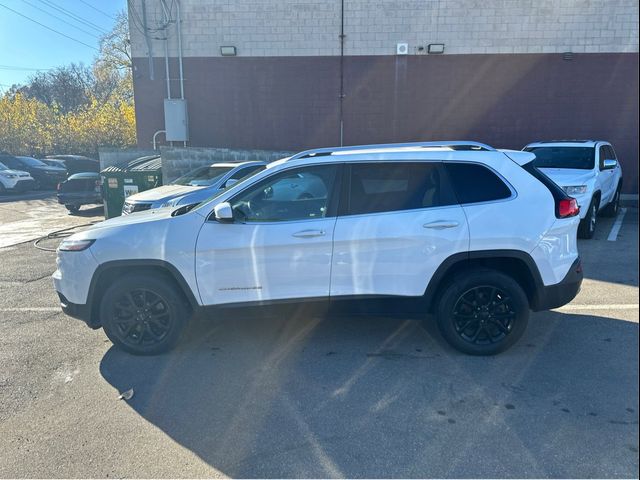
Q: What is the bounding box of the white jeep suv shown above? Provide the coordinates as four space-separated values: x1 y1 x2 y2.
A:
53 142 583 356
523 140 623 239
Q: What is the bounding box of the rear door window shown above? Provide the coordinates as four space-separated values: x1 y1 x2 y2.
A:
444 163 512 204
344 162 457 216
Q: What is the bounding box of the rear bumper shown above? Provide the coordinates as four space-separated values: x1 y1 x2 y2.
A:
57 193 102 205
532 257 583 311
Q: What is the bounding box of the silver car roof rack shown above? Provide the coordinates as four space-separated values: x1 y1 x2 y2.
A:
287 141 495 161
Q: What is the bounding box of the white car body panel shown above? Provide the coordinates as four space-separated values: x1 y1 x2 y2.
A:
196 217 337 304
53 144 581 312
330 205 469 297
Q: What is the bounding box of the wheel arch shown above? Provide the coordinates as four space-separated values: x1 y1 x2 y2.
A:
424 250 544 312
87 260 199 327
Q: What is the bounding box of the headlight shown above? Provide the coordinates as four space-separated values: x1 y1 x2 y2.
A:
0 173 16 178
563 185 588 195
58 239 95 252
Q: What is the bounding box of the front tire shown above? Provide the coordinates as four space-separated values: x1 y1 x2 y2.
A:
602 186 621 217
578 198 598 239
65 204 80 214
436 268 530 355
100 274 189 355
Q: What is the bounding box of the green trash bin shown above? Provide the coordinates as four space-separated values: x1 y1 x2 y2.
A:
101 155 162 219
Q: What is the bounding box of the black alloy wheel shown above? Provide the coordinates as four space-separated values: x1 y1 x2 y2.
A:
452 286 515 345
436 268 529 355
101 275 188 355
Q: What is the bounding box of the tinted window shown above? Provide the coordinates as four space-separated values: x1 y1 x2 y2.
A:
230 164 338 222
17 157 47 167
444 163 512 204
346 162 457 215
229 165 264 181
525 147 595 170
1 157 19 169
173 166 234 186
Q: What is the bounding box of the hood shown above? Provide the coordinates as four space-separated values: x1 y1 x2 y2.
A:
126 184 201 203
0 168 32 177
538 168 595 187
76 206 176 238
33 165 67 173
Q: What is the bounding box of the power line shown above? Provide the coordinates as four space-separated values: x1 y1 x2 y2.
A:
35 0 108 34
20 0 100 39
77 0 116 21
0 64 53 71
0 4 98 50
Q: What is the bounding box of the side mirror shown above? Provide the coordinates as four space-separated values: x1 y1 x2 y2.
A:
213 202 233 222
603 159 618 170
224 178 239 188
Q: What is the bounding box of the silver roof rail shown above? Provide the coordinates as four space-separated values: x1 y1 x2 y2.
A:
287 141 495 161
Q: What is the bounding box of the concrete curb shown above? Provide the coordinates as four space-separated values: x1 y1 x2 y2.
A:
620 194 638 208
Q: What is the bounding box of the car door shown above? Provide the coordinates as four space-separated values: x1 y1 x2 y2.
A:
330 161 469 298
598 144 616 205
195 163 341 306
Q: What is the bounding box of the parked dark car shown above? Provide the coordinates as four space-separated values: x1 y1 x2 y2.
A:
45 155 100 176
57 172 103 213
0 155 67 190
41 159 68 170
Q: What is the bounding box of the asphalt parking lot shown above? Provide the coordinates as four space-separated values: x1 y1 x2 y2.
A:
0 192 637 478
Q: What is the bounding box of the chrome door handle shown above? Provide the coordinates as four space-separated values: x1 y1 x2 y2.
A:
292 229 326 238
423 221 459 230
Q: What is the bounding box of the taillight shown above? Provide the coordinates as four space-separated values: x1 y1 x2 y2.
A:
56 183 62 191
558 198 580 218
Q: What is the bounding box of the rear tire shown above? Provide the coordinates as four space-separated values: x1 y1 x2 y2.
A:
436 268 529 355
602 186 621 217
100 274 189 355
65 204 80 214
578 197 598 239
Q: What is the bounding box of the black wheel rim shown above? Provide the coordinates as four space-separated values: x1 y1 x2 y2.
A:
109 289 172 348
452 286 516 345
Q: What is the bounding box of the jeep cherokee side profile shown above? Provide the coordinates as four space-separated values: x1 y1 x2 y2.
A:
53 142 583 356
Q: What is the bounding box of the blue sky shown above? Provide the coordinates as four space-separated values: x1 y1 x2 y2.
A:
0 0 127 91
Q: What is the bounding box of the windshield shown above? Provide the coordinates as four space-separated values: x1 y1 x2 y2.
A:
0 162 8 171
525 147 595 170
17 156 48 167
172 166 234 186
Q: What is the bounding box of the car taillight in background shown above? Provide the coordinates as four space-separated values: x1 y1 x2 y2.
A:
558 198 580 218
57 182 62 191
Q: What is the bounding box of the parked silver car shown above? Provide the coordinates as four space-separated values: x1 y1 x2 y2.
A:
122 161 266 214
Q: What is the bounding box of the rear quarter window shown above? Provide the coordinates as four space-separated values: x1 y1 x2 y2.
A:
444 163 512 204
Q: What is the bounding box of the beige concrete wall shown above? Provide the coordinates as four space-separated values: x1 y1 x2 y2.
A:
128 0 639 58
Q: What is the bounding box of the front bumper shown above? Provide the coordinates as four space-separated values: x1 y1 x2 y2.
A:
532 257 583 311
2 178 35 191
57 291 100 328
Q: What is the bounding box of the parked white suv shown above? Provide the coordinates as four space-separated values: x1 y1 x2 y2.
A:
53 142 583 356
523 140 623 238
0 161 35 193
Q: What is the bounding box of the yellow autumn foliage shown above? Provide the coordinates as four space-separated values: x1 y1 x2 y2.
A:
0 93 136 157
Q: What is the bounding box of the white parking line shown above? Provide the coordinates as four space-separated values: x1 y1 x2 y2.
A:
607 207 627 241
0 307 60 312
556 303 639 311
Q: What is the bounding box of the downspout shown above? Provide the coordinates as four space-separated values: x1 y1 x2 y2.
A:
339 0 345 146
140 0 154 80
175 0 186 146
160 0 171 99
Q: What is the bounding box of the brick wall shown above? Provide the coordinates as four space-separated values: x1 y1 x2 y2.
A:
129 0 639 58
